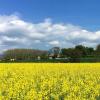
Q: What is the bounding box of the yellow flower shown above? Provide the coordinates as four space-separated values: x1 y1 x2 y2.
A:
0 63 99 100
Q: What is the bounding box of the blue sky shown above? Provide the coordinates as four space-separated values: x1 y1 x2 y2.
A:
0 0 100 51
0 0 100 30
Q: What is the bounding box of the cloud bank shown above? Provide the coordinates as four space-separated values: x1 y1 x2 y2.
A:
0 14 100 52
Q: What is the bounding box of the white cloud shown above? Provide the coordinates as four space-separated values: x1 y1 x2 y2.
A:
49 40 60 46
0 14 100 52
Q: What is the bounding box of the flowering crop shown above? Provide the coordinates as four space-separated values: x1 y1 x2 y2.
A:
0 63 100 100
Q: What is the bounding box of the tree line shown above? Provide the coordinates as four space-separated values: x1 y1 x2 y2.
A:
1 44 100 62
2 49 47 61
61 44 100 57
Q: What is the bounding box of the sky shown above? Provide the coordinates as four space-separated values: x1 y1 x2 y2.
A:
0 0 100 52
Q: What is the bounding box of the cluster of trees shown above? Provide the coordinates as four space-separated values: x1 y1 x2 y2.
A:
61 44 100 58
61 45 94 58
48 45 100 62
2 49 47 61
1 44 100 62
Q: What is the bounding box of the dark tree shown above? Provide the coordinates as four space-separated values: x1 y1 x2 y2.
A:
95 44 100 55
75 45 87 56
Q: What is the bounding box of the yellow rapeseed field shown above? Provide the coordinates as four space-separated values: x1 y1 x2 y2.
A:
0 63 100 100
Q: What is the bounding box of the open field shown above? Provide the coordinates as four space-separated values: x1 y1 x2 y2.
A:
0 63 100 100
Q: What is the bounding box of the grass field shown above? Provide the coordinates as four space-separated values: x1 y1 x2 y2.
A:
0 63 100 100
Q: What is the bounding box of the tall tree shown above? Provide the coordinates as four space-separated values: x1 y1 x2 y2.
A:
48 47 61 58
75 45 87 56
95 44 100 55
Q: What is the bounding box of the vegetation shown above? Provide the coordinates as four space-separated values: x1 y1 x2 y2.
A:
0 63 100 100
2 49 47 61
1 44 100 62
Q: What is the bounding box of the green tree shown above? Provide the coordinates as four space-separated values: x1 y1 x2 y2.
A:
95 44 100 55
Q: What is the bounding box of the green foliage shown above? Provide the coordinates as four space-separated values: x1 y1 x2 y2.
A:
1 44 100 62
